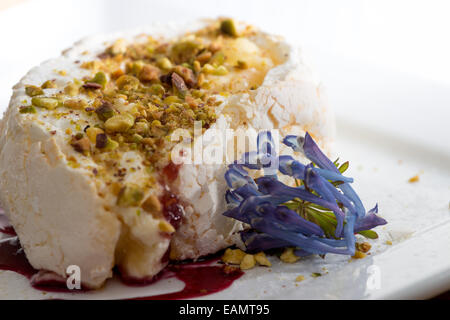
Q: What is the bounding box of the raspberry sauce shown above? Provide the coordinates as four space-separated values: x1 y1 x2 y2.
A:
160 162 184 229
133 263 243 300
0 212 15 236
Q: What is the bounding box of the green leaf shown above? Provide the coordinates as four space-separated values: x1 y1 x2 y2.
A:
333 158 340 167
358 230 379 239
284 201 299 210
332 181 345 187
305 208 337 238
338 161 349 173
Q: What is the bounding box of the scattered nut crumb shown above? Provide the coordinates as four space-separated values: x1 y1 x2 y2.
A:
408 175 419 183
254 252 271 267
356 242 372 253
221 248 246 265
223 265 240 275
280 248 300 263
385 240 393 245
295 275 305 282
158 220 175 233
240 254 256 270
352 250 366 259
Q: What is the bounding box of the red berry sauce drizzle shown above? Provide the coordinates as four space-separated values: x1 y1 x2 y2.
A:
0 162 244 299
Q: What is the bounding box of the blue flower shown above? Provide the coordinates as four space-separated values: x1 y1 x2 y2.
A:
223 131 387 257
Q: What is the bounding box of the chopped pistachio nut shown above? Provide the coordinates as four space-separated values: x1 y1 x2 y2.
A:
193 60 201 73
41 80 57 89
352 250 366 259
196 51 212 64
171 72 188 96
138 64 160 82
70 136 90 154
108 38 127 55
156 57 172 70
295 275 305 282
202 64 215 74
64 82 79 96
220 19 238 37
25 85 44 97
105 113 135 133
311 272 322 278
356 242 372 253
210 51 225 66
116 184 144 207
116 74 140 90
86 127 104 143
95 133 108 148
19 105 36 114
254 252 271 267
32 97 59 110
280 248 300 263
158 220 175 233
95 101 115 121
134 121 149 134
91 72 107 88
240 254 256 270
126 61 144 75
202 64 228 76
163 95 182 104
236 60 249 69
149 84 165 97
142 194 162 213
221 248 246 265
173 66 196 87
63 99 87 110
103 138 119 151
213 65 228 76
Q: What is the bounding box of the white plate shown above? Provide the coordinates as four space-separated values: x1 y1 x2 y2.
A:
0 0 449 300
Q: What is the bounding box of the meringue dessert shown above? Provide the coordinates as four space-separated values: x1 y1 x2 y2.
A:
0 18 334 288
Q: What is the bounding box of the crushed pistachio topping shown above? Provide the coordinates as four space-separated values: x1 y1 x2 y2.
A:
356 242 372 253
351 250 367 259
18 18 276 211
295 275 305 282
240 254 256 270
19 105 37 114
25 85 44 97
222 248 246 265
221 248 271 270
117 184 144 207
280 248 300 263
254 252 271 267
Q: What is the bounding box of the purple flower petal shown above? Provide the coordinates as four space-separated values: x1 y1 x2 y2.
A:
223 131 386 258
283 135 305 153
241 230 291 252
